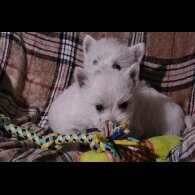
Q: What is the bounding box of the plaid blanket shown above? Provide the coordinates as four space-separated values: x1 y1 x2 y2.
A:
167 126 195 162
0 32 195 162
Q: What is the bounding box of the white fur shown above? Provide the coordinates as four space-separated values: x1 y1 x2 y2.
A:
48 68 134 135
83 34 145 74
48 63 186 138
130 81 185 138
48 35 187 138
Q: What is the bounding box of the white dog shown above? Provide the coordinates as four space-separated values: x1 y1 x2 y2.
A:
83 34 145 74
48 62 187 139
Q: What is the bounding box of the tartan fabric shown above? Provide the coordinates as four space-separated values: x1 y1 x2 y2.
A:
0 32 195 162
167 126 195 162
0 32 82 161
142 32 195 116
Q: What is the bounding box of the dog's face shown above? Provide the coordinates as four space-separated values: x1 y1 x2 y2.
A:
74 63 140 131
83 34 145 75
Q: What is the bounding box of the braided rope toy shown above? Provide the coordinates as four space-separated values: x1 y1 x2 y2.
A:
0 114 137 158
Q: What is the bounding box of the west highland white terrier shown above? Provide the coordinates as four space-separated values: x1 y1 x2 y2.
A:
82 34 145 74
48 62 188 139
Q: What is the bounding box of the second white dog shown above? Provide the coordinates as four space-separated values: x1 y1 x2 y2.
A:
83 34 145 74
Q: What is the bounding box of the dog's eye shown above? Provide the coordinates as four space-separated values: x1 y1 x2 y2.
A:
112 63 121 70
118 102 128 109
96 105 104 112
93 60 98 65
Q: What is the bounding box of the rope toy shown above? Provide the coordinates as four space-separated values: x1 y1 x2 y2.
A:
0 114 183 162
0 114 137 158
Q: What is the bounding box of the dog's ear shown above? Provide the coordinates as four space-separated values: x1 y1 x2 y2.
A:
128 43 145 63
127 62 140 87
83 34 96 56
74 67 88 88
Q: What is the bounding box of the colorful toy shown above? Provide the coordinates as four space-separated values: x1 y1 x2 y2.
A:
0 114 182 162
77 135 181 162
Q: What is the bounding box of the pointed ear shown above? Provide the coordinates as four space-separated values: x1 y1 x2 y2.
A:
83 34 96 56
127 62 140 86
74 67 88 88
128 43 145 63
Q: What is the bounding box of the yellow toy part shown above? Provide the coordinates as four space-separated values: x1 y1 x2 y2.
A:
148 135 182 162
114 140 138 146
77 150 110 162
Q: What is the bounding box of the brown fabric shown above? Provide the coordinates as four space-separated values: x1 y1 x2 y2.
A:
144 32 195 115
